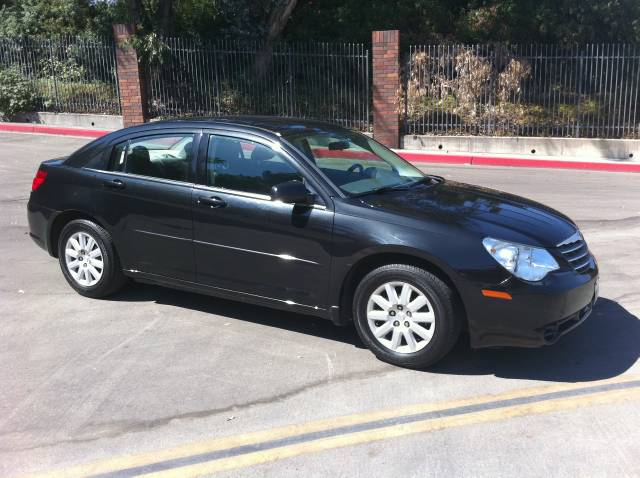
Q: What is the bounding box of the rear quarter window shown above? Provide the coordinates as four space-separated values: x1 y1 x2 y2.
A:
84 150 108 169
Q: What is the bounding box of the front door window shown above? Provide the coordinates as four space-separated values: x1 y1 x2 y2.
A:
206 136 302 195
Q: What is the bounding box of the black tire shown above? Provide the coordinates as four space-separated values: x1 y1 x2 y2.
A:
58 219 127 298
352 264 461 368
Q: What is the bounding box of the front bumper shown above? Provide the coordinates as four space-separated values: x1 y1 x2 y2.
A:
537 296 595 344
464 265 599 349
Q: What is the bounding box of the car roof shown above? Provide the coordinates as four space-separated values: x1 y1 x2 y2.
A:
136 115 351 136
65 116 352 167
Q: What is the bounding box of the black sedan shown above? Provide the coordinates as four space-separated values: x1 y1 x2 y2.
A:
27 117 599 367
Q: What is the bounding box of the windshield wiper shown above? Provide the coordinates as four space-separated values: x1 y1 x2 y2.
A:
351 183 411 197
405 175 444 187
351 175 444 198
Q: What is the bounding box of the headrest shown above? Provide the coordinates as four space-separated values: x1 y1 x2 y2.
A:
130 145 149 159
128 146 150 165
214 138 242 160
183 141 193 158
251 145 275 162
126 146 151 174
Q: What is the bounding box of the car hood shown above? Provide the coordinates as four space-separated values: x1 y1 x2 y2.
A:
359 180 577 247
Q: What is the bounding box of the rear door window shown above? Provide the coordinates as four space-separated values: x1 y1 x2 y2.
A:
108 134 195 182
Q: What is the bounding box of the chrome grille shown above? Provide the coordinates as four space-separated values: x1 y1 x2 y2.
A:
557 232 592 273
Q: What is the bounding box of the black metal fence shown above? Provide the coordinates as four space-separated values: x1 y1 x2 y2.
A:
0 36 120 115
4 35 640 140
145 38 370 131
404 44 640 138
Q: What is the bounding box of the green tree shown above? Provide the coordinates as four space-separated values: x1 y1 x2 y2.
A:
0 0 637 43
0 67 35 119
283 0 640 45
0 0 115 36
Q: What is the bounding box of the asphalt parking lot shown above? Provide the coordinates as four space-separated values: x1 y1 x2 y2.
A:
1 131 639 478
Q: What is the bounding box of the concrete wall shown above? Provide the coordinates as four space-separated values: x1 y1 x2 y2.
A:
402 135 640 161
14 112 123 130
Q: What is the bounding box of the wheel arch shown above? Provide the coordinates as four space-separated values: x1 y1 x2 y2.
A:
336 250 468 328
48 210 109 257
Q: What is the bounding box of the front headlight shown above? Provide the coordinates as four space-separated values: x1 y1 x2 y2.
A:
482 237 559 281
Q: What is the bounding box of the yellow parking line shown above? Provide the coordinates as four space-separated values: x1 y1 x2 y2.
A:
152 388 640 477
22 374 640 478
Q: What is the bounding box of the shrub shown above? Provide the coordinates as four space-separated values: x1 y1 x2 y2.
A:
26 78 119 114
38 57 85 83
402 48 532 129
0 67 36 119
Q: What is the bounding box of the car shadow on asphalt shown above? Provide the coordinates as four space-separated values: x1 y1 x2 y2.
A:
111 285 638 383
110 282 365 348
431 297 640 382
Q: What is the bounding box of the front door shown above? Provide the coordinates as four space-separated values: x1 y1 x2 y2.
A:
93 131 199 281
192 133 334 310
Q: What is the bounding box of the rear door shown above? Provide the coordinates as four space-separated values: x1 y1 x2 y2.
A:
192 131 334 310
91 130 200 281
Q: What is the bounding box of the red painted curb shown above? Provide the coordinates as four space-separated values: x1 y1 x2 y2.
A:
470 156 640 173
0 123 109 138
2 122 638 173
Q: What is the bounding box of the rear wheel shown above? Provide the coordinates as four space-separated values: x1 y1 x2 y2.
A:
353 264 461 368
58 219 127 298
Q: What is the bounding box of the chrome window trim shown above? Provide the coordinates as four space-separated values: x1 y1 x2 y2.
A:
84 168 195 188
84 168 327 210
194 184 327 210
194 184 271 201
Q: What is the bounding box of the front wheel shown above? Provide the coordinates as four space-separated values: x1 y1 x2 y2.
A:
58 219 127 298
353 264 461 368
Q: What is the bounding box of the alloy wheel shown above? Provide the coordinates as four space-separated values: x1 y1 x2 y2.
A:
366 281 436 353
64 231 104 287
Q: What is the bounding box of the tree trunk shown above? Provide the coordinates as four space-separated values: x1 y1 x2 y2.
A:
158 0 174 35
254 0 298 79
125 0 142 25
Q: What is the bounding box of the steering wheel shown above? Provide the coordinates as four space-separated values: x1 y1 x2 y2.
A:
363 167 379 179
347 163 364 175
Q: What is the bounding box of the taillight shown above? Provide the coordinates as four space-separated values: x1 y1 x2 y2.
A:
32 170 48 191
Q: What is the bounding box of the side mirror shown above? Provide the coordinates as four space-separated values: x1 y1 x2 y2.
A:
271 180 315 205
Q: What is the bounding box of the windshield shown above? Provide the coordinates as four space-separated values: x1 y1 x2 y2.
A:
282 128 424 196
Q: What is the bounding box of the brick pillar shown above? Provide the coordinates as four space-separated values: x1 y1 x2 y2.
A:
372 30 400 148
113 24 147 127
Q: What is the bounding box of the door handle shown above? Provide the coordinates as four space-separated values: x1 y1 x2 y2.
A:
103 179 125 189
198 196 227 208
